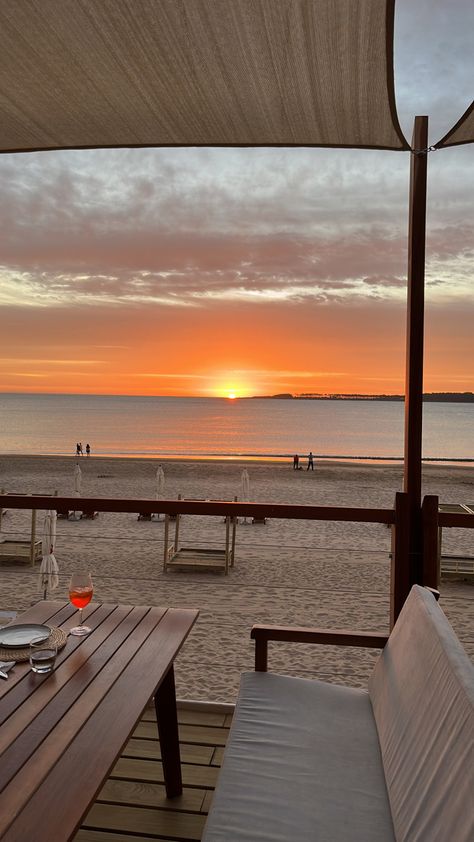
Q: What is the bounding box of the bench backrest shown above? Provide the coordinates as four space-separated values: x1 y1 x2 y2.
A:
369 585 474 842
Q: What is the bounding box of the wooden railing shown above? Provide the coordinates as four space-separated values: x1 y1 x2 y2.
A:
422 495 474 588
4 491 473 626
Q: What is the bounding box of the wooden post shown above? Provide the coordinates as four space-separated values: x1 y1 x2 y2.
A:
174 495 181 552
231 497 237 567
30 507 36 566
224 516 230 575
404 116 429 587
163 515 169 571
421 495 439 589
255 638 268 672
391 491 411 627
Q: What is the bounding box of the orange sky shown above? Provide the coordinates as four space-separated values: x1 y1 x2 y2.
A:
0 294 472 398
0 1 473 399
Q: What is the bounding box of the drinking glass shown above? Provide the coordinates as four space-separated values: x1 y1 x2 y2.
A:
30 638 57 673
69 572 93 636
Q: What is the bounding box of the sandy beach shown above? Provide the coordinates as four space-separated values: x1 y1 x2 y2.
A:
1 455 473 702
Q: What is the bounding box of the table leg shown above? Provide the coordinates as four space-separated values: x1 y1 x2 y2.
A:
154 664 182 798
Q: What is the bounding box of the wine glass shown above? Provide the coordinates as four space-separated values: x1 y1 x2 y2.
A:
69 572 93 636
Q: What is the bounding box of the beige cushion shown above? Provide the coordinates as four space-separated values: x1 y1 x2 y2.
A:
203 670 394 842
369 585 474 842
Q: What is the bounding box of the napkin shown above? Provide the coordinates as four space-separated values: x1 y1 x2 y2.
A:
0 661 15 676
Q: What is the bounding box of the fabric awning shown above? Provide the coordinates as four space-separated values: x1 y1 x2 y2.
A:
0 0 409 153
434 101 474 149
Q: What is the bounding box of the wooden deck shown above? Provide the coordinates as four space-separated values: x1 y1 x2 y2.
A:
74 702 232 842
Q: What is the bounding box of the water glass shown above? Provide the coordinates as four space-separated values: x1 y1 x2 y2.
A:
29 638 57 674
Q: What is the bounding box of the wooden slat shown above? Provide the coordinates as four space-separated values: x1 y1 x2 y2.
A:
0 603 134 728
82 802 206 840
211 747 226 767
0 606 149 784
1 606 198 842
97 778 206 812
112 758 220 789
122 737 214 766
134 720 229 747
0 602 79 701
5 494 395 524
76 701 232 840
202 790 214 814
76 832 176 842
141 707 227 728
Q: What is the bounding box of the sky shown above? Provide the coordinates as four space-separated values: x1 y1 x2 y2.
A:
0 0 473 399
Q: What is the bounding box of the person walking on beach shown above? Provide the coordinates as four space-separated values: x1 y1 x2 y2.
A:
293 454 299 470
78 442 83 456
86 443 91 456
76 442 81 456
307 451 314 471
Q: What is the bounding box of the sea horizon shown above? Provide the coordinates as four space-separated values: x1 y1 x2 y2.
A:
0 392 472 464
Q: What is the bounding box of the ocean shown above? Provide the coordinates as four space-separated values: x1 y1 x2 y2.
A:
0 393 472 463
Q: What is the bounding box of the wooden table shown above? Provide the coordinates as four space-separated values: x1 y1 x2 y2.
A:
0 599 198 841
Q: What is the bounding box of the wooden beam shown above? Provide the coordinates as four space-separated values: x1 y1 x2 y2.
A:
404 115 429 581
421 495 440 589
391 491 411 627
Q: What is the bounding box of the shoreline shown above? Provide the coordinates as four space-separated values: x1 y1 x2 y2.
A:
0 452 472 467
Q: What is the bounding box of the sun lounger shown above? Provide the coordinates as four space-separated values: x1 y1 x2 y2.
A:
80 509 99 520
56 507 72 519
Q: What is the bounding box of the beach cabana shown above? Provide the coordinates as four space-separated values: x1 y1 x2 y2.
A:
163 494 238 574
0 491 57 565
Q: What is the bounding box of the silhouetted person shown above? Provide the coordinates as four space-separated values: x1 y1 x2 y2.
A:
293 454 299 470
86 443 91 456
307 451 314 471
76 442 81 456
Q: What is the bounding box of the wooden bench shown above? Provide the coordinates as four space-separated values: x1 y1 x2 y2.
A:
202 586 474 842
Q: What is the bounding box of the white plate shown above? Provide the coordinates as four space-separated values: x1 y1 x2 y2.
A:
0 624 51 648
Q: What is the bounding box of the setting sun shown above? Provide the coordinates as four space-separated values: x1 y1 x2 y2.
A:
227 391 237 400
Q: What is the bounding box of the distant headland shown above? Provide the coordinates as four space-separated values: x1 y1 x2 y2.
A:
247 392 474 403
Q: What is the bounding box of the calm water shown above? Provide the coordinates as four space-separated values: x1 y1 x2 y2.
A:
0 393 472 462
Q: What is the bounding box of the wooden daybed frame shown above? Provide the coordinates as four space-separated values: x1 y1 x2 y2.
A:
163 495 237 574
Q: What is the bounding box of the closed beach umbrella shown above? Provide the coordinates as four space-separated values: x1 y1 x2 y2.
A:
156 465 165 500
39 509 59 599
240 468 250 523
74 463 82 496
73 462 82 519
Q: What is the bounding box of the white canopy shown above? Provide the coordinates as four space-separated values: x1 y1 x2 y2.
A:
0 0 409 153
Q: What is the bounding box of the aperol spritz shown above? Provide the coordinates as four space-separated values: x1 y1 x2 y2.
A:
69 572 93 636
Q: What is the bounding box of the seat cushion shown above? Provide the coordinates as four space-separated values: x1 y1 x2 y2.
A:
369 585 474 842
203 671 394 842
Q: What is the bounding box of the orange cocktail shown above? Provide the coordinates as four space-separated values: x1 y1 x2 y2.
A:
69 573 93 636
69 587 93 609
